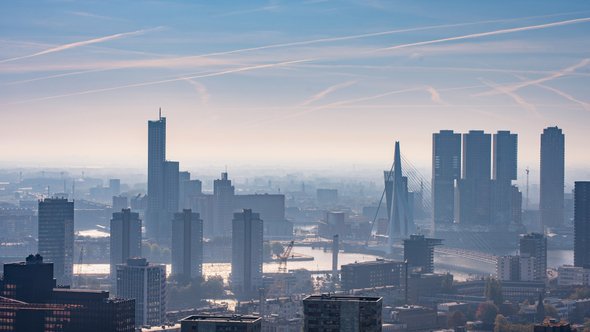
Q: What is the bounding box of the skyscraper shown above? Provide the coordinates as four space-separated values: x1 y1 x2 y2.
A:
432 130 461 226
540 126 565 229
457 130 492 225
213 172 235 237
147 112 166 240
116 258 166 327
520 233 547 281
574 181 590 268
492 131 518 225
110 208 142 281
162 160 180 241
38 197 74 286
231 209 263 298
303 294 383 332
171 209 203 281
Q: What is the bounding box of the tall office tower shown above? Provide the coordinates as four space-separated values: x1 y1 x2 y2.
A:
38 197 74 286
116 258 166 327
109 178 121 196
432 130 461 226
214 172 235 237
457 130 492 225
403 234 442 273
171 209 203 281
574 181 590 268
179 171 191 209
520 233 547 281
162 160 180 241
147 112 166 240
231 209 263 299
303 294 383 332
110 208 142 280
540 126 565 229
180 315 262 331
492 131 518 225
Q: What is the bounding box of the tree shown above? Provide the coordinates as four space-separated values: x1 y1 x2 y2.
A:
271 242 285 257
477 302 499 325
569 287 590 300
544 304 558 318
494 314 509 332
448 311 467 328
485 277 504 306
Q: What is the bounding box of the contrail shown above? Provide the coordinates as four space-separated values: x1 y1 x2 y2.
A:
475 58 590 97
374 17 590 52
0 27 162 64
4 12 583 84
2 59 311 106
512 73 590 112
479 78 539 116
300 80 357 106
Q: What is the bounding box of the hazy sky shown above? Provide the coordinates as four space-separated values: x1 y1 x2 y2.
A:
1 1 590 178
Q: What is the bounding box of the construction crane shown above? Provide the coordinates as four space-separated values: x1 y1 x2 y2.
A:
277 241 294 273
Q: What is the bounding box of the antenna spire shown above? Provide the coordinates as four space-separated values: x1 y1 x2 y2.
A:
159 107 162 120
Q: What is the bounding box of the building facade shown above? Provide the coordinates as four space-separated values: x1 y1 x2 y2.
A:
38 197 74 286
520 233 547 281
231 209 263 298
574 181 590 268
171 209 203 281
110 208 142 281
116 258 166 327
303 294 383 332
432 130 461 226
180 315 261 332
341 259 404 291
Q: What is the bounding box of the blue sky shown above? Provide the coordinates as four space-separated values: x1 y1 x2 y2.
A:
1 0 590 178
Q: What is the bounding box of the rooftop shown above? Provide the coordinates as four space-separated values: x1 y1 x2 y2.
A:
304 294 382 302
181 315 261 323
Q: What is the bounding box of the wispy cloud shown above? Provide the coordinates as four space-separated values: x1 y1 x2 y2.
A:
300 80 357 106
512 74 590 112
425 86 446 105
0 27 163 64
374 17 590 53
2 58 312 106
183 78 210 105
66 11 125 22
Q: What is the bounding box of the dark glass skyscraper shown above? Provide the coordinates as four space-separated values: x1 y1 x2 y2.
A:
432 130 461 226
213 172 235 237
458 130 491 225
38 197 74 286
540 126 565 229
574 181 590 268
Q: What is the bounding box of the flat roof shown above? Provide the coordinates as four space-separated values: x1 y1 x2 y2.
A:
304 294 382 302
342 259 402 267
182 315 261 323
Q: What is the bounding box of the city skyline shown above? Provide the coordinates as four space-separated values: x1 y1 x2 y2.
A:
1 1 590 171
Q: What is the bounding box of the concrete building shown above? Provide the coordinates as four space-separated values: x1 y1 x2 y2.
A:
404 235 442 273
520 233 547 281
38 197 74 286
303 294 382 332
497 255 521 281
341 259 404 291
457 130 492 225
231 209 263 298
180 315 261 332
213 172 235 237
110 208 142 281
574 181 590 268
432 130 461 226
116 258 166 327
557 265 589 286
540 126 565 229
390 305 438 331
171 209 203 281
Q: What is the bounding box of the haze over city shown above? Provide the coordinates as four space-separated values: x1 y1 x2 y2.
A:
1 1 590 332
